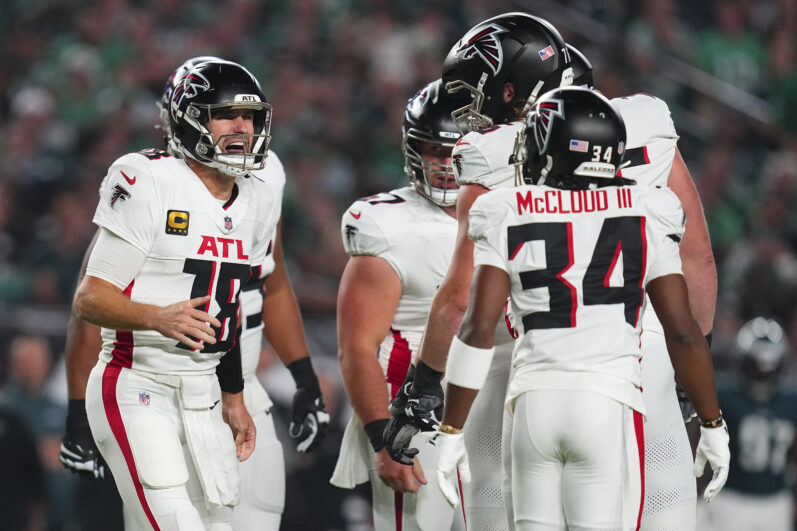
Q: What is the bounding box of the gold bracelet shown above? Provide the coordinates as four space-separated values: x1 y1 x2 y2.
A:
439 424 464 435
700 410 724 428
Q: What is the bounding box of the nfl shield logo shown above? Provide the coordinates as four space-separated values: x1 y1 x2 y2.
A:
139 392 150 406
224 216 233 230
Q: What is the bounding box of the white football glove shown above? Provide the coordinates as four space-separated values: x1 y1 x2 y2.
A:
433 431 470 507
694 424 730 502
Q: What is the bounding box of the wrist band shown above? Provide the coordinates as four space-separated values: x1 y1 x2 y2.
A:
439 424 464 435
363 419 389 452
700 410 724 428
445 336 495 390
287 357 320 392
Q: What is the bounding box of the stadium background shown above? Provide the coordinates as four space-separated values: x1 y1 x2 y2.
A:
0 0 794 529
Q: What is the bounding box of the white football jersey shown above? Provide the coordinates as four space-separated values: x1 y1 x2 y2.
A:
469 184 686 415
238 151 286 381
452 121 524 190
92 148 278 375
341 187 457 389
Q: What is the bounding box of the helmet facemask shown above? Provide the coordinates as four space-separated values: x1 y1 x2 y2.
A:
176 101 272 177
445 76 492 135
403 131 458 207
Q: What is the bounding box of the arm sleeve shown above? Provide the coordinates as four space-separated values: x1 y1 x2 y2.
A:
216 326 244 393
85 228 147 289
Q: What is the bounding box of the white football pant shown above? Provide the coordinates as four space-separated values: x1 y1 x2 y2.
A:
511 390 644 530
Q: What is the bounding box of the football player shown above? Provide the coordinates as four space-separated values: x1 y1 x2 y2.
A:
60 57 329 530
433 87 730 529
331 79 466 530
384 13 575 530
702 317 797 531
386 12 717 530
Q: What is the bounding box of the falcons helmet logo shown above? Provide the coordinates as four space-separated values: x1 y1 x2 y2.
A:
531 98 565 155
170 70 211 119
455 24 507 76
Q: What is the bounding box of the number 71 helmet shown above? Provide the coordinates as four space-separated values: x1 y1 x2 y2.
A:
169 60 272 177
521 87 630 190
442 12 574 134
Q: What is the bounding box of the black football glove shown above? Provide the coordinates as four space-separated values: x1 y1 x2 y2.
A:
287 358 330 453
59 399 107 479
384 362 444 465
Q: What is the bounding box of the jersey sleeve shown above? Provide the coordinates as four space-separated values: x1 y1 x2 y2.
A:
263 150 286 220
453 129 515 189
469 194 508 272
643 188 686 282
613 94 679 188
92 153 161 254
340 202 391 256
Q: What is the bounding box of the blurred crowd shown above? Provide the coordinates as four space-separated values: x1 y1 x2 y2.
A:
0 0 794 529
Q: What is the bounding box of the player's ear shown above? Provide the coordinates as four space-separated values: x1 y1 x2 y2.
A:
503 82 515 103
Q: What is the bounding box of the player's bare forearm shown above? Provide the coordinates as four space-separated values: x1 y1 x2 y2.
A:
262 223 312 365
441 383 479 430
417 184 488 372
66 230 103 399
668 149 717 334
74 275 160 331
65 314 102 399
74 276 219 350
337 255 402 424
648 274 721 421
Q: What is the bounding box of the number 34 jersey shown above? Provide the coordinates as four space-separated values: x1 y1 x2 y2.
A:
92 149 278 375
469 184 686 415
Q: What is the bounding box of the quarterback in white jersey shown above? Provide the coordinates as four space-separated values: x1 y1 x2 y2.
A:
333 80 467 530
74 61 274 530
434 88 729 530
62 57 329 531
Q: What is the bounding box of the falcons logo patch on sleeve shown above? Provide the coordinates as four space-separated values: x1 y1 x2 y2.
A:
455 24 507 75
110 184 131 207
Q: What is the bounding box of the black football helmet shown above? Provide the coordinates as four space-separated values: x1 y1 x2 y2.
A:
521 87 631 190
736 317 789 403
157 55 223 155
169 60 271 177
442 12 574 133
402 79 464 207
567 44 594 89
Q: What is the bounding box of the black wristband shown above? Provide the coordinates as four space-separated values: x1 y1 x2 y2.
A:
705 333 712 347
66 398 90 431
363 418 389 452
217 327 244 393
413 360 443 392
287 357 320 392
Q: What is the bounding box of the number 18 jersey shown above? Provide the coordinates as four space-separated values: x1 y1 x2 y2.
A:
469 184 686 415
91 149 278 375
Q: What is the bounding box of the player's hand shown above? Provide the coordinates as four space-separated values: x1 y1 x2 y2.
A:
375 448 426 493
388 364 444 432
675 378 697 423
694 424 730 502
289 387 330 453
383 413 421 465
59 399 107 479
433 431 470 508
222 392 256 462
156 295 221 350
